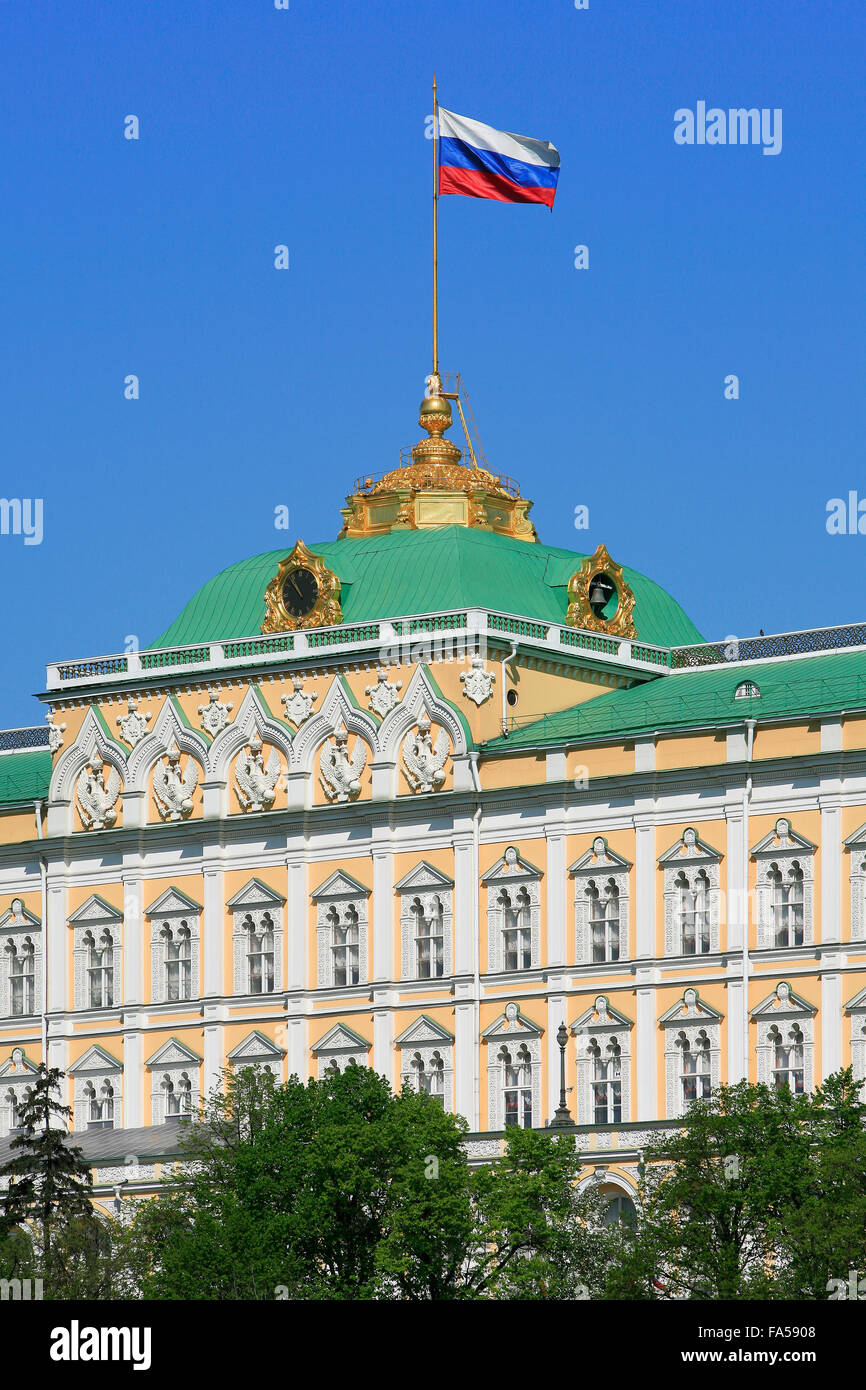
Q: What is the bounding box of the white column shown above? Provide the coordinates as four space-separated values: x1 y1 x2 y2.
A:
121 872 144 1005
45 879 67 1014
725 800 746 952
202 861 224 997
454 996 475 1127
203 1013 223 1100
287 1015 307 1081
820 795 842 944
821 958 843 1078
372 994 394 1081
372 837 393 982
634 818 656 958
453 833 475 976
123 1020 144 1127
726 974 745 1084
635 972 658 1121
286 853 307 991
545 820 567 967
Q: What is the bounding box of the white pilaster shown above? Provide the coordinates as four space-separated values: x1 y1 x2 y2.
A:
121 872 144 1005
725 800 746 951
123 1020 143 1127
726 974 745 1084
286 853 307 991
453 834 475 976
635 973 658 1121
545 820 567 967
45 878 67 1014
203 1014 223 1101
372 838 393 982
372 994 394 1082
820 795 842 944
821 959 843 1079
202 862 224 997
454 997 475 1127
634 818 656 958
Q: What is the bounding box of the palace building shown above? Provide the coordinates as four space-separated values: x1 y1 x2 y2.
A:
1 376 866 1212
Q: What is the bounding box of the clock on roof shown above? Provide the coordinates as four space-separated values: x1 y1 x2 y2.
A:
262 540 342 633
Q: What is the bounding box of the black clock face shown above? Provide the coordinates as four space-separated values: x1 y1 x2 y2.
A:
282 567 319 618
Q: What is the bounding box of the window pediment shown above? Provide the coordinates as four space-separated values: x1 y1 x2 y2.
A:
0 899 40 931
311 869 371 902
312 1023 370 1055
482 1001 543 1042
68 894 123 926
571 995 633 1033
394 1014 454 1048
68 1044 122 1075
227 1030 286 1065
750 981 816 1020
569 837 632 875
482 846 543 886
145 886 202 918
658 827 723 867
659 988 723 1027
394 861 454 893
145 1037 202 1069
0 1048 40 1079
226 877 286 911
751 817 816 858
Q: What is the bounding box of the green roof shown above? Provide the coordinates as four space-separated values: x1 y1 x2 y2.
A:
483 649 866 750
0 750 52 806
150 528 703 650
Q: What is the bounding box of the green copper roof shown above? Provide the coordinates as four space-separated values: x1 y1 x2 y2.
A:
0 750 52 807
483 648 866 750
149 528 703 650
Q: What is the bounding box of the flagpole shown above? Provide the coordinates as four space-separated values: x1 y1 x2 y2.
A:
432 74 439 381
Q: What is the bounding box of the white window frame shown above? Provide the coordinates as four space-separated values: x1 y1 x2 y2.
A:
69 1047 123 1133
753 982 815 1094
146 1038 202 1124
660 988 722 1119
482 1002 542 1130
753 818 815 950
147 888 202 1005
571 838 631 965
660 829 722 958
483 848 542 975
313 871 370 990
0 900 42 1020
572 995 633 1126
847 987 866 1098
395 863 454 982
70 898 123 1012
228 880 285 997
395 1016 455 1111
0 1050 39 1139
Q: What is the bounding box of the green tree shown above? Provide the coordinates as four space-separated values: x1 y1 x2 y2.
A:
0 1065 97 1295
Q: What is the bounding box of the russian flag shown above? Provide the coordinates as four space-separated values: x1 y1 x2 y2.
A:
438 107 560 209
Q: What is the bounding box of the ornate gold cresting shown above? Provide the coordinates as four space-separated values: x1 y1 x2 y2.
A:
566 542 637 638
339 376 538 542
261 539 342 633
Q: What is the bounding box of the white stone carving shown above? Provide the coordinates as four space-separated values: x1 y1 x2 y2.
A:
395 862 454 981
76 751 122 830
234 731 281 812
365 667 402 717
69 896 124 1011
846 986 866 1097
312 1022 370 1078
198 688 233 738
660 987 723 1118
483 847 542 974
659 827 722 957
570 837 632 964
146 1037 201 1125
68 1045 123 1133
281 675 317 727
319 722 367 802
482 1003 543 1131
572 994 633 1125
752 981 815 1092
395 1015 455 1111
312 870 370 988
459 656 495 706
752 817 816 949
152 744 199 821
227 879 285 996
402 713 449 793
0 1048 40 1138
227 1029 285 1079
146 888 201 1005
0 898 42 1020
45 712 66 753
116 697 152 747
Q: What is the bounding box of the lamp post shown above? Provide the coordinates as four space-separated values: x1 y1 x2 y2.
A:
548 1022 575 1129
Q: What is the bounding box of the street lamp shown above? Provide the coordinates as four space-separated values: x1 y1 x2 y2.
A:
548 1021 576 1129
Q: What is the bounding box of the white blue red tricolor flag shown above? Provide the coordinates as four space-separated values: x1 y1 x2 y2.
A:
437 107 560 209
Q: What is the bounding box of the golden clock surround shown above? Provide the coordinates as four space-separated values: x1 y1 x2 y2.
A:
261 539 342 633
566 542 637 638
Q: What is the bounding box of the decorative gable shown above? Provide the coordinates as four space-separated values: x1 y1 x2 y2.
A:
571 994 633 1033
311 1022 370 1078
68 895 123 926
482 1001 544 1042
482 846 543 886
659 827 723 867
310 869 370 902
68 1044 123 1075
394 1014 455 1047
393 861 455 893
225 878 286 910
0 1047 40 1079
145 1037 202 1069
227 1030 285 1077
569 838 632 875
0 899 41 931
145 886 202 918
751 817 816 857
751 980 815 1020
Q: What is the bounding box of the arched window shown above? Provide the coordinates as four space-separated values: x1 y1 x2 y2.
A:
590 1037 622 1124
680 1030 711 1105
86 930 114 1008
246 912 275 994
162 922 192 1002
502 1043 532 1128
164 1071 192 1121
602 1192 637 1227
329 905 359 988
410 1049 445 1102
501 887 532 972
413 897 444 979
771 1024 804 1093
8 937 35 1016
676 872 710 956
771 862 804 948
85 1079 115 1129
588 880 620 963
4 1087 25 1133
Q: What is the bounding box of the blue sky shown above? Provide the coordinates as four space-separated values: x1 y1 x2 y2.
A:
0 0 862 726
